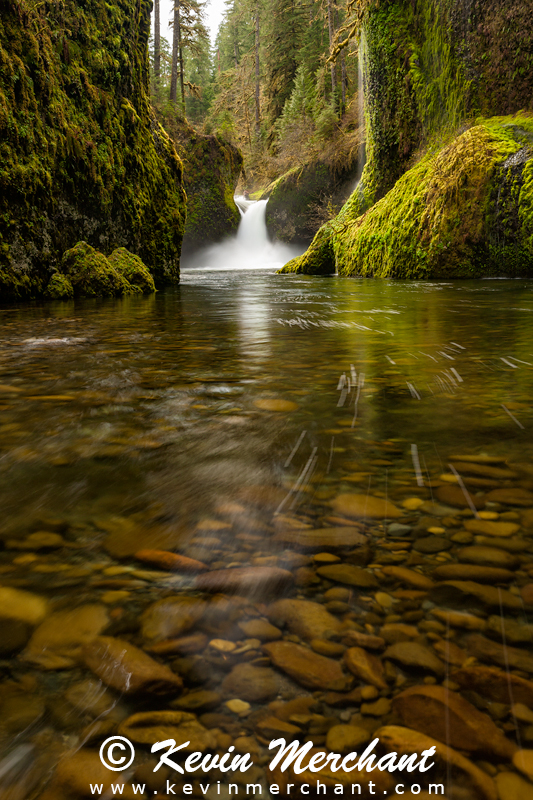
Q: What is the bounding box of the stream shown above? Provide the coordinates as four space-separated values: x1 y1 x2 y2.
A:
1 205 533 800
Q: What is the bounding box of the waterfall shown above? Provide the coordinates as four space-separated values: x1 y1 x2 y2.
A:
182 196 303 271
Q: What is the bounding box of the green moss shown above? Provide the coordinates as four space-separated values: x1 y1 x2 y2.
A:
0 0 186 301
295 116 533 279
44 273 74 300
108 247 156 294
61 241 131 297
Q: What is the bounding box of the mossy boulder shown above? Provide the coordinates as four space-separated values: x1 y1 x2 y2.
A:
0 0 186 301
285 115 533 279
108 248 156 294
159 115 243 256
46 242 156 298
265 160 360 245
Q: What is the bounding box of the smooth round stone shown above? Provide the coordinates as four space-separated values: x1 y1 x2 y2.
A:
435 485 484 509
464 519 520 538
221 663 279 702
326 724 370 754
324 587 351 602
432 564 514 583
317 564 378 588
225 698 251 715
402 498 424 510
484 488 533 507
313 553 341 564
457 546 519 569
331 494 402 520
237 618 282 641
361 697 391 716
209 639 236 653
387 523 412 536
310 638 346 657
512 750 533 782
496 772 533 800
253 398 298 412
413 536 452 553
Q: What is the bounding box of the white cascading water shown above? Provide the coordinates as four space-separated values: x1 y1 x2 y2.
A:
182 196 303 271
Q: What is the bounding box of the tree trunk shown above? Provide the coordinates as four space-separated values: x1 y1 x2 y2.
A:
169 1 179 102
254 0 260 134
327 0 337 103
341 50 347 115
178 9 185 109
154 0 161 79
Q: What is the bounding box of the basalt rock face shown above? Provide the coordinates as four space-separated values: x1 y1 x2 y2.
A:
0 0 186 300
162 116 243 256
283 0 533 278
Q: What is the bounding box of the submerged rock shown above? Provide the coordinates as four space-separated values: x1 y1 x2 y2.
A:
119 710 216 750
267 598 343 641
263 640 348 690
194 566 294 597
22 604 109 669
330 493 402 519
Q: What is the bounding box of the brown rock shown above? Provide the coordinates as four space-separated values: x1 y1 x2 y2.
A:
82 636 182 695
273 527 367 549
316 563 378 588
484 488 533 506
432 639 467 666
194 566 293 596
22 604 109 670
496 772 533 800
436 485 484 509
452 665 533 707
464 520 520 538
39 749 139 800
254 398 298 412
383 642 445 676
100 515 187 558
431 610 486 631
466 633 533 674
380 623 420 644
267 599 342 641
393 685 516 759
431 564 514 583
341 630 385 650
221 663 280 702
172 690 221 712
344 646 387 689
326 724 370 753
135 549 208 572
263 640 348 691
119 710 216 750
376 726 497 800
146 632 208 655
457 546 519 569
522 509 533 529
238 618 282 641
429 581 522 611
330 494 402 519
140 596 206 643
0 587 48 626
522 584 533 605
513 750 533 782
450 462 517 480
256 716 300 739
381 566 434 590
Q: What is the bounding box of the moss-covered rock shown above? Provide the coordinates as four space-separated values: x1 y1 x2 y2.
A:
159 115 243 256
286 115 533 279
44 274 74 300
61 242 131 297
0 0 186 301
108 248 156 294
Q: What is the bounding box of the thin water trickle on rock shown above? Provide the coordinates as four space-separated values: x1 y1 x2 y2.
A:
0 275 533 798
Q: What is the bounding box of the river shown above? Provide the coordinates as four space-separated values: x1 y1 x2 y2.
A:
1 264 533 797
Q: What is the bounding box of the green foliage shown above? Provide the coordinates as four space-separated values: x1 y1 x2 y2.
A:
279 223 335 274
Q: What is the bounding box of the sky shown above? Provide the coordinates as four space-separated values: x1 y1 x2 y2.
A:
153 0 227 48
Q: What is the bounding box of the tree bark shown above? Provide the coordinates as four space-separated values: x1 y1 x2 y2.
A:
169 1 179 102
154 0 161 79
341 50 347 115
327 0 337 103
254 0 260 134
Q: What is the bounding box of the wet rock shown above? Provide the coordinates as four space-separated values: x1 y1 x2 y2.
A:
140 596 206 643
311 638 346 657
466 633 533 674
431 610 486 631
100 515 187 558
513 750 533 782
267 598 343 641
432 564 514 583
147 632 209 655
23 604 109 669
263 640 348 691
0 688 45 734
383 642 445 676
135 549 208 572
487 616 533 645
326 724 370 753
450 462 517 480
393 685 516 759
464 520 520 538
221 663 280 702
342 630 385 650
273 527 367 549
344 646 387 689
82 636 182 695
377 726 497 800
361 696 391 716
256 715 300 739
253 398 299 411
436 485 484 509
0 586 48 626
195 566 293 597
413 536 452 553
119 710 216 750
429 581 522 611
457 546 520 569
496 771 533 800
388 523 413 536
484 488 533 506
452 665 533 706
381 566 434 590
0 619 31 655
316 564 378 588
330 494 402 519
64 679 119 718
39 749 139 800
238 618 282 641
432 638 467 666
380 623 420 644
522 584 533 605
9 531 67 549
172 690 221 712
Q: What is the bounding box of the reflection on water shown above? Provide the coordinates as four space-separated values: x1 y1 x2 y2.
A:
0 273 533 799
